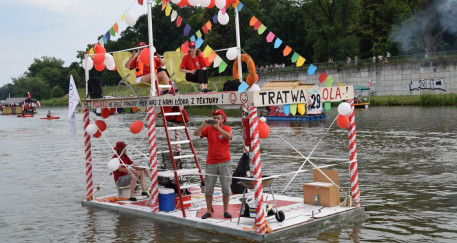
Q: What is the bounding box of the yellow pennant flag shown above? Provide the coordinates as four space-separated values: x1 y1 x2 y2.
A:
121 13 125 22
296 56 306 67
89 47 94 55
338 82 344 86
203 46 213 58
176 47 180 52
297 103 306 115
165 4 172 16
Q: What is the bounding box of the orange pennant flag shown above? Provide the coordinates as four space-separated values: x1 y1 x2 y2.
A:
162 1 167 11
113 23 119 33
207 51 218 64
250 16 258 26
283 46 292 56
206 21 212 30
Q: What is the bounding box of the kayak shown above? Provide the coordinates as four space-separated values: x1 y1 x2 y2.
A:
17 115 34 117
40 116 60 120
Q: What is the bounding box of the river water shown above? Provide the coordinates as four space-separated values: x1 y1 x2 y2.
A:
1 106 456 242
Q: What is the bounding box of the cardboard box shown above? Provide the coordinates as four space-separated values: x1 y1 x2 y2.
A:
175 195 191 209
313 168 339 185
303 182 340 206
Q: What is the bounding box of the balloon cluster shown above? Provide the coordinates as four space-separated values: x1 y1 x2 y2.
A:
85 120 107 138
83 44 116 71
336 102 352 129
170 0 234 25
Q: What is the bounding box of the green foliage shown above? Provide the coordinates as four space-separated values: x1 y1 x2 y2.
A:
51 85 65 98
12 76 51 100
0 83 14 100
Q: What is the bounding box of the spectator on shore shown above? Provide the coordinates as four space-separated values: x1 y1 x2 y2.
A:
372 55 376 63
281 63 285 70
354 56 358 64
386 52 391 62
346 56 351 64
378 55 383 63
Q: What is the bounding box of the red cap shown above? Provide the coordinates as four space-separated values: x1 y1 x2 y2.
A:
212 109 227 123
189 41 196 48
114 141 127 153
137 42 147 47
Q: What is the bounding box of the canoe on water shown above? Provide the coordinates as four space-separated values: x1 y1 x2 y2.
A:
17 115 34 117
40 116 60 120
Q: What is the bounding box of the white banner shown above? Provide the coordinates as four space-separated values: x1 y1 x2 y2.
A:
68 75 80 136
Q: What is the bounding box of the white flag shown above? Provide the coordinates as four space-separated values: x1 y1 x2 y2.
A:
68 75 80 136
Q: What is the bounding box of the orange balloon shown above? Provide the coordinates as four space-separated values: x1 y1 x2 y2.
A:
177 0 188 7
109 108 116 115
94 44 106 54
101 108 110 119
139 47 150 65
95 120 106 132
93 130 102 138
93 53 105 65
258 121 270 139
130 121 144 134
337 115 350 129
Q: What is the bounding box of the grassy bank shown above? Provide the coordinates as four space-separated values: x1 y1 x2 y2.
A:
40 78 457 107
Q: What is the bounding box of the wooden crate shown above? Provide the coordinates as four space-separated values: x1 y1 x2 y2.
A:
303 182 340 207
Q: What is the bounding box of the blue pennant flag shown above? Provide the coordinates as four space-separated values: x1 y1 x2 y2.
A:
237 2 244 11
307 64 317 75
238 81 249 92
274 38 282 49
190 35 196 42
195 38 204 48
283 104 290 116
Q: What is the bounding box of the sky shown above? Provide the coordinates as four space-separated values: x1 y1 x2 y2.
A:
0 0 148 86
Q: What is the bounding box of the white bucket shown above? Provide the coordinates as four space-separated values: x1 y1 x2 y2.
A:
117 186 130 198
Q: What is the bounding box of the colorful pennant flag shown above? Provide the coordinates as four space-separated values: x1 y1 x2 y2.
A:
206 21 212 30
203 46 213 57
208 51 218 64
258 25 266 34
253 21 262 30
102 35 107 44
176 16 182 27
274 38 282 48
165 4 172 16
219 60 227 73
137 0 143 5
296 56 306 67
196 38 204 48
121 13 125 22
250 16 258 26
212 14 218 24
307 64 317 75
89 47 94 55
319 72 328 83
213 55 222 67
291 52 299 63
297 103 306 115
202 24 208 34
324 101 331 111
162 1 167 11
190 35 196 42
113 23 119 33
283 46 292 56
171 10 178 21
283 104 290 116
196 30 202 38
266 32 275 42
184 24 191 36
181 41 189 54
338 82 344 86
237 2 244 11
325 76 334 87
290 104 297 115
109 27 115 37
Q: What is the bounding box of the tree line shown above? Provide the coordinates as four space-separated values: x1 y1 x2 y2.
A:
2 0 456 101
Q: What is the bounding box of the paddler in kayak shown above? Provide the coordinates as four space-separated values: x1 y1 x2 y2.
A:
47 110 52 118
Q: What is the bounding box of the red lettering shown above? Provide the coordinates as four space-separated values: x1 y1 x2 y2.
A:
322 88 328 100
330 87 335 100
335 87 341 99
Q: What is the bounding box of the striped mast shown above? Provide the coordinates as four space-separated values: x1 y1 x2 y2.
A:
347 99 361 206
83 109 94 201
249 106 266 234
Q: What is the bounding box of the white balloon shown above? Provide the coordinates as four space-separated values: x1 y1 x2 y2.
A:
107 158 120 171
226 47 238 60
171 0 181 4
125 10 137 27
215 0 226 9
188 0 200 6
259 117 266 123
106 60 116 71
248 84 261 92
217 10 229 25
86 124 98 136
337 102 352 116
82 57 93 70
200 0 211 7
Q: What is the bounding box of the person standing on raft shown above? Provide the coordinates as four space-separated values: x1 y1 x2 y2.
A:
179 41 211 93
194 109 233 219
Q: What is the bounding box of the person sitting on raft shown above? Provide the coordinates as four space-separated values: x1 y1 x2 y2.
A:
47 110 52 118
125 42 171 95
112 141 149 201
179 41 211 93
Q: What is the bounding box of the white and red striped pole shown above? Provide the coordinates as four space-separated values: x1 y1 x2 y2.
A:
83 109 94 201
347 99 361 206
174 130 181 154
249 106 266 234
147 107 159 211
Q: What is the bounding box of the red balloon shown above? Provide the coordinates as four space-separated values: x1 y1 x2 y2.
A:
109 108 116 115
207 0 215 8
177 0 188 7
139 47 150 65
93 130 102 138
130 121 144 134
337 115 350 129
258 121 270 139
95 120 106 132
225 0 231 8
94 44 106 54
101 108 110 119
93 53 105 65
94 63 105 71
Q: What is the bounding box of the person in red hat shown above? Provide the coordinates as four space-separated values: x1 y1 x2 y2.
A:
179 41 210 93
112 141 149 201
125 42 171 94
194 109 233 219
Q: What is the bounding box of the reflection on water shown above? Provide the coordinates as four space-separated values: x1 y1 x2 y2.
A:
1 106 457 242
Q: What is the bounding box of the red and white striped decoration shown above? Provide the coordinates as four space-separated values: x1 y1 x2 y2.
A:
249 106 266 234
83 109 94 201
347 99 361 206
174 130 181 154
147 107 159 211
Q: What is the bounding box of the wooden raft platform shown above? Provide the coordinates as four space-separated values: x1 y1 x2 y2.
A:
82 186 364 241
